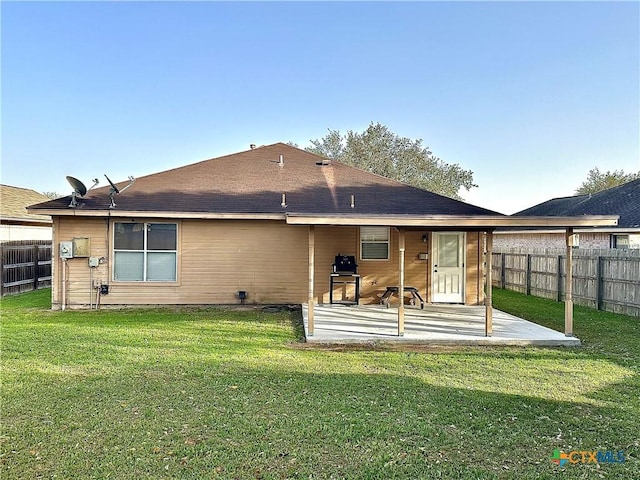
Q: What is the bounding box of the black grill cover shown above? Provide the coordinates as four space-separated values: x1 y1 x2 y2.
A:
333 254 358 274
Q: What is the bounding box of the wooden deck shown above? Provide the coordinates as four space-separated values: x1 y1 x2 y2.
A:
301 304 580 346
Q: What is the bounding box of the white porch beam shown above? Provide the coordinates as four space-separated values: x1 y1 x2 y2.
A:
398 229 405 336
308 225 315 336
485 231 493 336
565 228 575 336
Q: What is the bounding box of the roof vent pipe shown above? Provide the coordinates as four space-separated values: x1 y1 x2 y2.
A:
250 144 256 150
281 193 287 208
279 154 284 167
350 195 355 209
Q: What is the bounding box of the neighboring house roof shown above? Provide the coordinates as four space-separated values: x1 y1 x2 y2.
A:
28 143 618 229
1 185 52 225
29 143 501 216
510 179 640 231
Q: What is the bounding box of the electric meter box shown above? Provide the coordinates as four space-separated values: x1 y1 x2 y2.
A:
60 242 73 259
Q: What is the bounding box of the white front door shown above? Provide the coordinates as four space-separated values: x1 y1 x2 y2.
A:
432 232 465 303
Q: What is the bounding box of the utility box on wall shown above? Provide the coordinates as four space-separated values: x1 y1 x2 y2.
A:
72 237 90 257
59 242 73 259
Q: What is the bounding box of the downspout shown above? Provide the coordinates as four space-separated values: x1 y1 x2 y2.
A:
61 258 67 311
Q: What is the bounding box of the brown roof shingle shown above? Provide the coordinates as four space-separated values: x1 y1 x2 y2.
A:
30 143 501 217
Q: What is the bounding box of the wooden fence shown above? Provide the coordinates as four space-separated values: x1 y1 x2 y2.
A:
492 248 640 317
1 241 52 296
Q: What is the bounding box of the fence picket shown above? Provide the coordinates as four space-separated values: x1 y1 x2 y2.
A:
494 248 640 317
1 241 52 296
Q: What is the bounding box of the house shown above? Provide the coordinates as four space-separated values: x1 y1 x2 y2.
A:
1 185 52 241
494 179 640 250
29 143 617 336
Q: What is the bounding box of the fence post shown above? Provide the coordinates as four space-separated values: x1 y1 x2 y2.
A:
500 253 506 289
557 255 563 302
33 245 40 291
595 256 603 311
526 254 532 296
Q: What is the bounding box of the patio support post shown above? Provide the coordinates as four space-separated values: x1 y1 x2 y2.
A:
565 227 574 336
398 228 405 336
308 225 315 336
485 231 493 336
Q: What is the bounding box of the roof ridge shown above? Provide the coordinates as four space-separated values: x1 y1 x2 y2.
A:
1 184 47 195
130 142 312 184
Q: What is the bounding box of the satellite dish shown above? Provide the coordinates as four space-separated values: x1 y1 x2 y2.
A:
66 176 87 207
104 174 120 194
105 174 135 208
65 176 99 208
66 176 87 196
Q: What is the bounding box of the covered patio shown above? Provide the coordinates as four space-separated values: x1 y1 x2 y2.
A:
290 214 619 343
301 304 581 346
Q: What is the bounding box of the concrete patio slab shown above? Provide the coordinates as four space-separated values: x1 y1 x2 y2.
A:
302 304 580 346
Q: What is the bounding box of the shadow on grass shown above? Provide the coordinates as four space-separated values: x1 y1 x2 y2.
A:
3 288 639 478
2 365 638 480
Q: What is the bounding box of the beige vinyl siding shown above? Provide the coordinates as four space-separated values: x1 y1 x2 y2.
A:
51 216 486 308
313 226 358 304
106 219 309 305
53 218 309 307
52 216 110 308
178 220 308 304
357 229 429 305
465 232 483 305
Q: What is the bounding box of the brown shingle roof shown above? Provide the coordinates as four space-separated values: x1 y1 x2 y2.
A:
29 143 501 216
1 185 52 224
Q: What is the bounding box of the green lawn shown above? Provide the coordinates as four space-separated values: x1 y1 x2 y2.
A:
1 288 638 479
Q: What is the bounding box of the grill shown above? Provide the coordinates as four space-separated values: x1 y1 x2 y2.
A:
330 254 360 305
332 254 358 274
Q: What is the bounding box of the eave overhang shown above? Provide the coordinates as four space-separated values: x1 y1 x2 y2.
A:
284 214 619 228
1 216 53 226
27 209 286 221
27 208 619 229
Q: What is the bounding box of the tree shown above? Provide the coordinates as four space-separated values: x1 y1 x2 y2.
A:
300 122 476 200
42 192 61 199
575 168 640 195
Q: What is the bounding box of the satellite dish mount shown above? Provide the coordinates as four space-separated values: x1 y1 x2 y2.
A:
105 174 135 208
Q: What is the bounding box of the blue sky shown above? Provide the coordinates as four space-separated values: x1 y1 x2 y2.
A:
2 1 638 214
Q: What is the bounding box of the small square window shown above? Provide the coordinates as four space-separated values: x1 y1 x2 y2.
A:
360 227 389 260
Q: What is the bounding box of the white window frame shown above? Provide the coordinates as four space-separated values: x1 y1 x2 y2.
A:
113 222 178 282
612 234 630 249
360 226 390 261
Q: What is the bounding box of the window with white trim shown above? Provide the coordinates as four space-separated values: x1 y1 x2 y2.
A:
612 234 630 249
113 222 177 281
360 226 390 260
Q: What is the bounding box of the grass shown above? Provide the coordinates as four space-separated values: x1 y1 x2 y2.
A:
1 288 638 479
